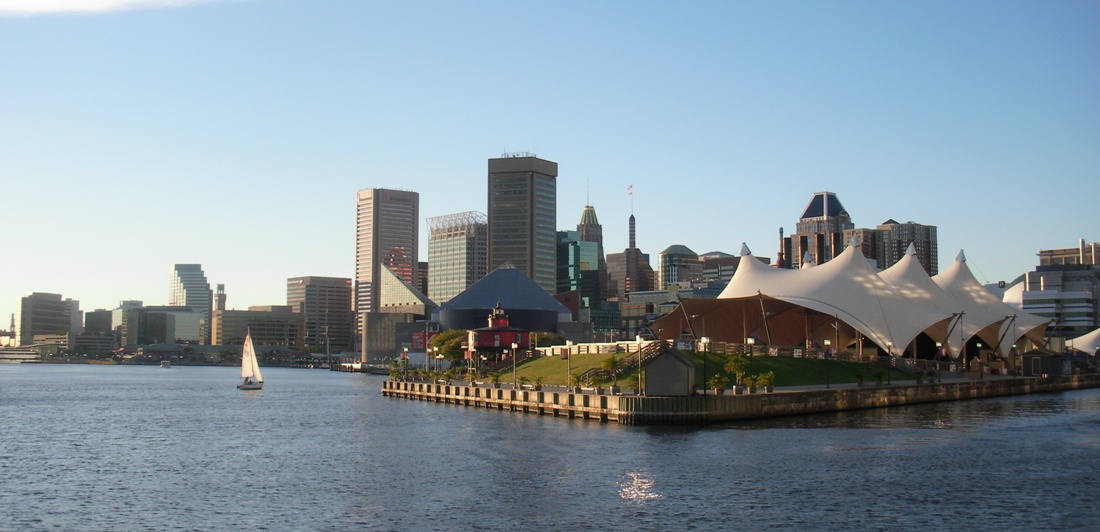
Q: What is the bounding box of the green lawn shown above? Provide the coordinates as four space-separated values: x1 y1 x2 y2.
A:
506 350 910 387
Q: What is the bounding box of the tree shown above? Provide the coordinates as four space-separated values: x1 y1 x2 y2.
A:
600 355 621 385
431 329 469 365
724 354 748 385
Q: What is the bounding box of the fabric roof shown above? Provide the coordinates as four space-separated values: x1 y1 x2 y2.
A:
1068 327 1100 353
932 251 1049 356
878 244 1005 359
712 238 954 353
651 240 1050 359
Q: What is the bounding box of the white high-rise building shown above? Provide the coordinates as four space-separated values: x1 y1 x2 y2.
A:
169 264 212 344
355 188 419 321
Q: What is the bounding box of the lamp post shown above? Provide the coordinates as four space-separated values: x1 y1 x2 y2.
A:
402 347 409 380
747 337 755 363
886 341 893 385
823 339 831 389
935 342 943 380
700 336 710 395
512 342 519 389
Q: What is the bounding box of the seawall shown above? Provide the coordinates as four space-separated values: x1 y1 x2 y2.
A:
381 375 1100 426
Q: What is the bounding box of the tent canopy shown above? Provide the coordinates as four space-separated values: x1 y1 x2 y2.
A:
652 241 1049 358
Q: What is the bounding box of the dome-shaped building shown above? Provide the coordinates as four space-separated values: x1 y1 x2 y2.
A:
432 263 573 332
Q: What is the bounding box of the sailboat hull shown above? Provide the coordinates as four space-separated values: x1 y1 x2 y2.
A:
237 382 263 390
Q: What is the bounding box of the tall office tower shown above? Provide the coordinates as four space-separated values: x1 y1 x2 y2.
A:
841 220 938 275
788 191 854 268
576 205 611 302
355 188 419 320
287 276 354 352
557 230 602 305
14 292 76 346
487 154 557 294
427 211 488 305
606 214 655 297
658 245 702 289
169 264 213 344
876 220 938 275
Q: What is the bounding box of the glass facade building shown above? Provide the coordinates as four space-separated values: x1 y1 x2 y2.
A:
169 264 212 344
427 211 488 305
557 230 602 306
487 155 557 294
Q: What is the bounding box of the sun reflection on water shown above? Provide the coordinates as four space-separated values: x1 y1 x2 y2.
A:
618 472 661 502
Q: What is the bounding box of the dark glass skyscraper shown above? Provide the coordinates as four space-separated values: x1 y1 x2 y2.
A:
487 154 557 294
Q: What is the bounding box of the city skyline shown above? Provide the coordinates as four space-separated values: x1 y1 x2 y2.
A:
2 1 1098 322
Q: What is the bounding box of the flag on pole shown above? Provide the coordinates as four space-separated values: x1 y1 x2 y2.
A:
627 184 634 196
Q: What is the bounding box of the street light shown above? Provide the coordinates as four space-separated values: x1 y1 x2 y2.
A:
747 337 755 361
402 347 409 380
886 341 893 385
823 339 831 389
935 342 943 380
512 342 519 389
700 336 710 395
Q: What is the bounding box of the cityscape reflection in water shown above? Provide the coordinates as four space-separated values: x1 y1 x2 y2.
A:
2 364 1097 530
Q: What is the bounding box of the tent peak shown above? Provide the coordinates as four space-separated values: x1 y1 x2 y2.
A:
848 233 861 248
905 242 917 255
739 242 751 256
956 249 967 263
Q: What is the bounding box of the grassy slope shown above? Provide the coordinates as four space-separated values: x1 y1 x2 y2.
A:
509 351 910 387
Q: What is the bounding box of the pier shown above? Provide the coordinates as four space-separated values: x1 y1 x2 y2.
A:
382 374 1100 426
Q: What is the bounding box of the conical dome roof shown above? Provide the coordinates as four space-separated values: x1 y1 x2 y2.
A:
439 263 571 314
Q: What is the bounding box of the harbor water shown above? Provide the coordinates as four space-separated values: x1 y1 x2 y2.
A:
2 364 1098 530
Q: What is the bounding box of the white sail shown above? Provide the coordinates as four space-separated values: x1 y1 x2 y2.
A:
240 334 263 383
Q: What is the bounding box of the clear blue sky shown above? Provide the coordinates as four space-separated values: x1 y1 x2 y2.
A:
2 0 1098 324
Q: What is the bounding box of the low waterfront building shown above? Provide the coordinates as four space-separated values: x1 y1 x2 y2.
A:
210 306 304 349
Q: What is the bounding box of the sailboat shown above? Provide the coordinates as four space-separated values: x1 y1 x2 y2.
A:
237 332 264 390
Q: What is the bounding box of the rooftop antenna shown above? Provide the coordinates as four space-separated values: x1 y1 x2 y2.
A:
627 184 634 214
586 179 590 206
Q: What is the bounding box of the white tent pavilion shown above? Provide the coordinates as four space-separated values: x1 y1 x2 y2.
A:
932 250 1049 357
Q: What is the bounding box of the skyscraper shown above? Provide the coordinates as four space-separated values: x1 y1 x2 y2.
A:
576 204 611 302
355 188 419 319
786 191 854 268
841 220 938 275
427 211 488 305
169 264 212 344
15 292 77 346
658 245 702 289
606 214 655 297
287 276 354 353
487 154 557 294
557 230 602 304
